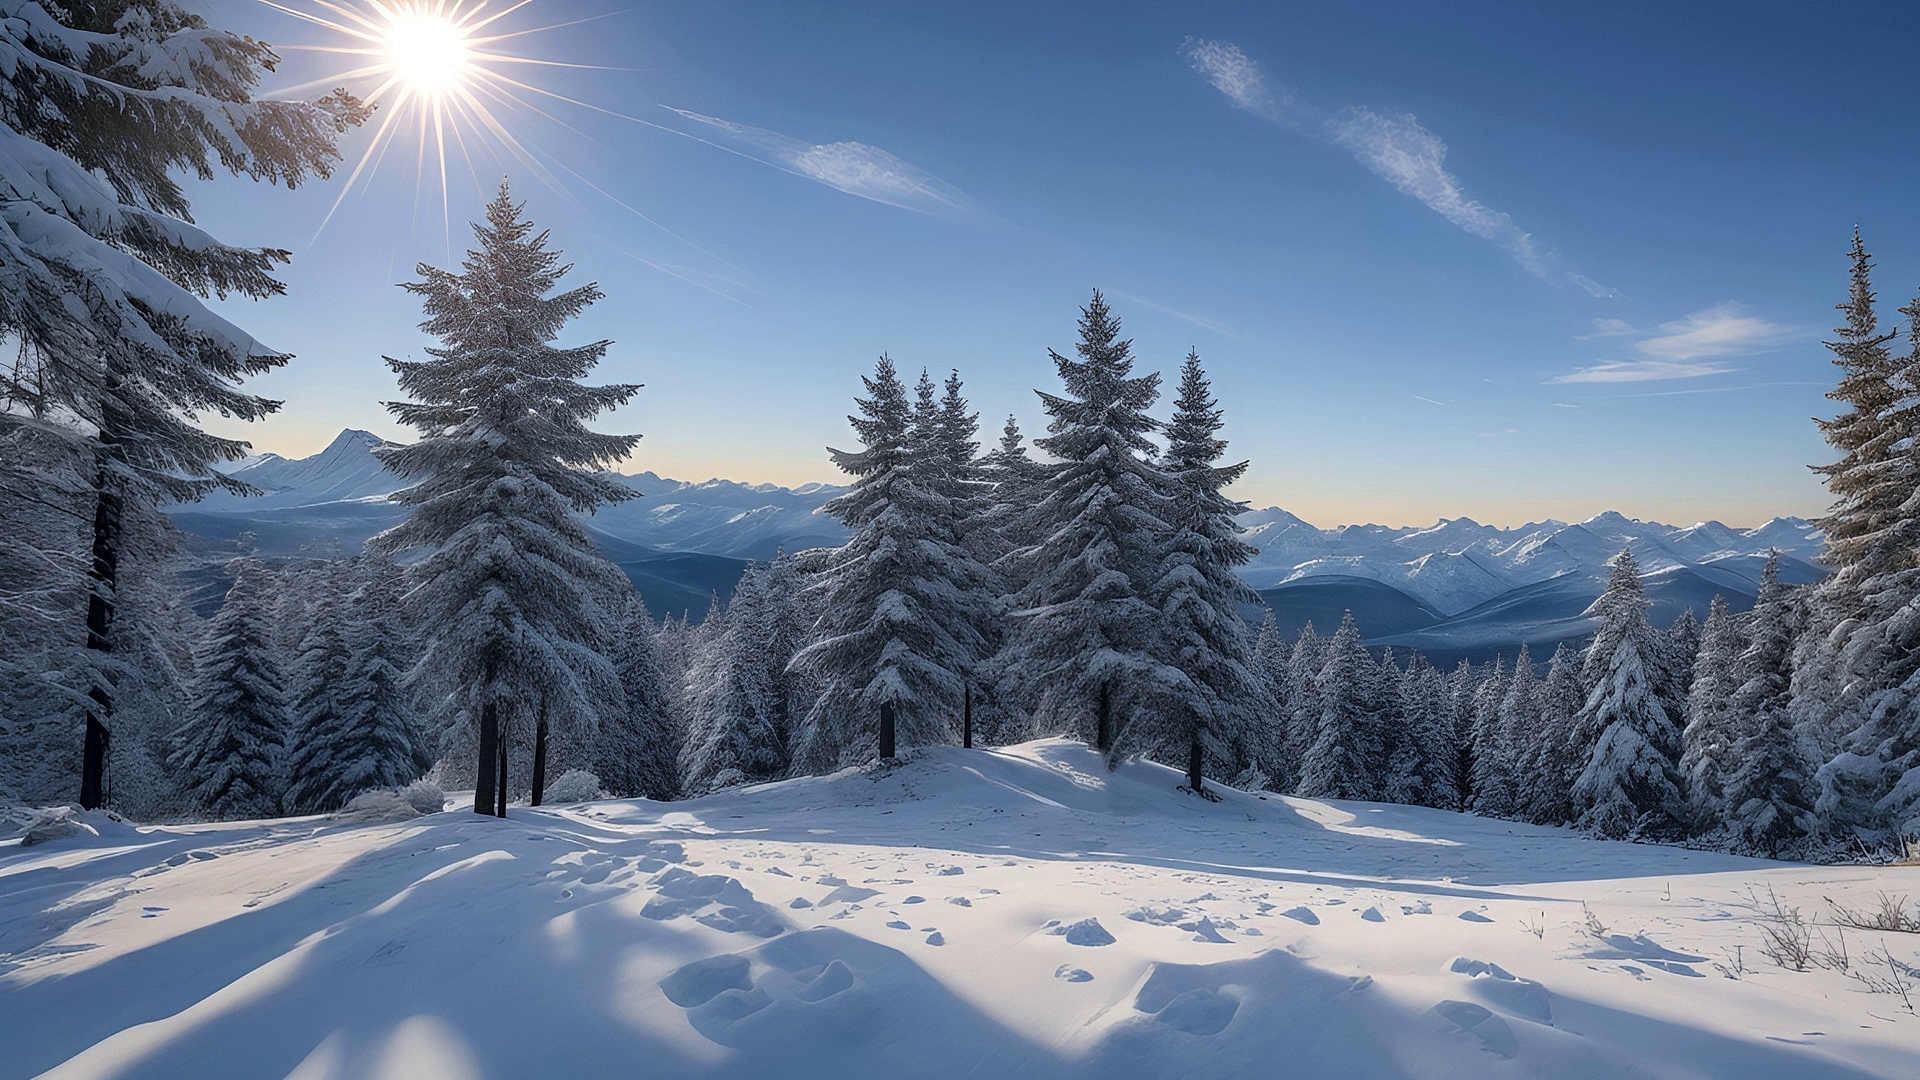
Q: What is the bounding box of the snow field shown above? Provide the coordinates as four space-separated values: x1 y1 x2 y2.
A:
4 739 1919 1079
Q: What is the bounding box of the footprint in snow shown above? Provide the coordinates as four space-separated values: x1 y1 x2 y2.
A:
1359 907 1385 923
886 919 912 929
1458 911 1494 923
1054 964 1093 982
924 932 945 946
1432 1000 1519 1058
902 896 925 904
947 897 972 907
1280 906 1319 925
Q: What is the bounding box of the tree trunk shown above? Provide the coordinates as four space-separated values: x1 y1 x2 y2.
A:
530 713 549 807
879 702 896 760
962 684 972 749
79 462 119 810
495 728 509 817
474 701 498 815
1096 683 1112 754
1187 730 1205 796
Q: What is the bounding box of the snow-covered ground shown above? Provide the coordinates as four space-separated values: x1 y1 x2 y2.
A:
5 740 1918 1079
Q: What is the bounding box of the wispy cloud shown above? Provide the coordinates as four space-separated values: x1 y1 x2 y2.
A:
1578 317 1637 339
1413 395 1448 406
1181 39 1607 295
1549 359 1741 384
662 107 978 220
1635 302 1797 360
1549 302 1802 383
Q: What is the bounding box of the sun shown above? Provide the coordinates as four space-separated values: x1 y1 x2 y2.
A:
384 11 472 95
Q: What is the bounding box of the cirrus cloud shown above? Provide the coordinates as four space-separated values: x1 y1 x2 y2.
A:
1181 38 1609 296
662 107 979 221
1548 302 1801 383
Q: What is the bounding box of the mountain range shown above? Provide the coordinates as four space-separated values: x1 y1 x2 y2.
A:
166 429 1826 658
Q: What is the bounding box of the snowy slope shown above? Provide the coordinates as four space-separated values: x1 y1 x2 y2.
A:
6 741 1916 1079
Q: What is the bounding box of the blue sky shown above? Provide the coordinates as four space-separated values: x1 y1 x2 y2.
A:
192 0 1920 527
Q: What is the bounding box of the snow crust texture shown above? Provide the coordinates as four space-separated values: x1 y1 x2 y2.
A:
4 739 1917 1079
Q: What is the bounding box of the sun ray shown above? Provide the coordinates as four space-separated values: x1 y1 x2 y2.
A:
262 0 752 297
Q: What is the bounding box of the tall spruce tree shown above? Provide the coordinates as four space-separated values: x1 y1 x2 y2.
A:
1723 554 1814 854
0 2 364 807
789 359 1000 772
1298 612 1379 800
1570 550 1685 839
1680 594 1744 832
1385 654 1458 809
1152 351 1265 794
595 587 681 800
993 292 1183 764
283 557 421 813
1523 641 1585 824
170 559 288 819
683 559 813 791
374 184 641 816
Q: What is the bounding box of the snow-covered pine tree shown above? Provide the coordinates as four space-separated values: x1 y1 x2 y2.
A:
1570 550 1686 839
1448 658 1479 810
594 586 680 800
1680 594 1744 833
1464 656 1507 813
1722 554 1814 854
1298 612 1380 800
1806 277 1920 844
1278 622 1325 789
979 414 1049 556
0 2 365 807
1474 645 1537 818
1150 350 1266 795
994 292 1183 764
1251 610 1292 788
1520 641 1584 824
789 359 1001 772
374 184 641 816
170 560 288 819
1656 608 1701 735
283 557 422 813
1384 653 1458 809
682 561 808 791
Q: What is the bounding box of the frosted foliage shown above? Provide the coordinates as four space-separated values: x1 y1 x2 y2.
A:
595 589 681 800
373 185 641 783
1570 551 1684 839
169 560 287 819
682 558 812 792
1680 595 1743 828
1297 614 1379 799
543 769 605 804
1144 351 1268 783
0 0 361 501
992 292 1185 764
790 359 1001 772
282 557 421 814
1722 556 1814 853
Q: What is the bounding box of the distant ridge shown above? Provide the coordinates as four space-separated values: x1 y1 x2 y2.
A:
168 429 1826 651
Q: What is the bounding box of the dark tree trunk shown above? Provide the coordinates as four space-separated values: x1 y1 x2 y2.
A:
962 684 972 749
879 702 896 760
530 714 549 807
495 731 509 818
79 463 119 810
474 701 499 816
1187 730 1205 796
1096 683 1112 754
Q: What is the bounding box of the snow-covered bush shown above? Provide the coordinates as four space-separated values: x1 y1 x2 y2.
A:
542 770 606 805
400 780 446 816
329 789 421 824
